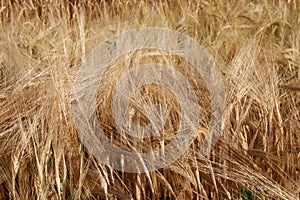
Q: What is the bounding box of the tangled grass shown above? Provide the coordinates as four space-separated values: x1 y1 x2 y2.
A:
0 0 299 199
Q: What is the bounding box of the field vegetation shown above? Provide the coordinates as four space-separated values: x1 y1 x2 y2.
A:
0 0 299 199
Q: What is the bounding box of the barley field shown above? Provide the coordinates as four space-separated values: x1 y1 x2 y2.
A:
0 0 299 199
